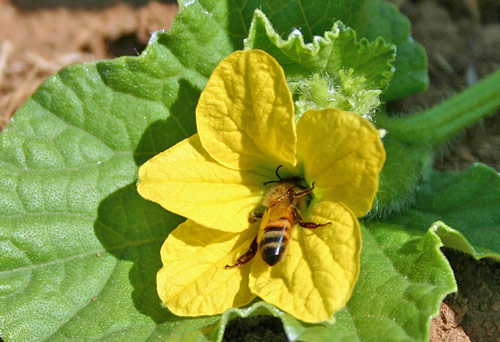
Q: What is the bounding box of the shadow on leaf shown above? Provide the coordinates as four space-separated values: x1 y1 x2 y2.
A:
93 78 202 323
95 183 185 323
133 78 200 166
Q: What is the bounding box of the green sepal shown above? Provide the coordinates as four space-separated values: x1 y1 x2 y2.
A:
245 9 396 118
233 0 428 101
371 137 433 217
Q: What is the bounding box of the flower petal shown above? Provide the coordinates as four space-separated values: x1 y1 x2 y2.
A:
157 219 258 316
249 200 361 323
297 109 385 216
197 50 297 170
137 134 269 232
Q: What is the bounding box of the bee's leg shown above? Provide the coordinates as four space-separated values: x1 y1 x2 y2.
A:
248 211 263 223
225 237 258 269
293 207 331 229
293 182 316 199
297 221 331 229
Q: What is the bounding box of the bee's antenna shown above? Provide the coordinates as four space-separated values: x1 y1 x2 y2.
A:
263 165 284 185
275 165 284 180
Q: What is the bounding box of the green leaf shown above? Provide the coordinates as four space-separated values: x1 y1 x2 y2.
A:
214 224 456 341
356 0 428 100
245 10 396 118
340 223 455 342
388 163 500 259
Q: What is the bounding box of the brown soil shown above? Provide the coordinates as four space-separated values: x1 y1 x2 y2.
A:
429 301 471 342
0 0 499 341
0 0 177 128
441 249 500 342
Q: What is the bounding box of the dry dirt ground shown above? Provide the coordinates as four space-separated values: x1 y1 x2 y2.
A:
0 0 177 128
0 0 499 341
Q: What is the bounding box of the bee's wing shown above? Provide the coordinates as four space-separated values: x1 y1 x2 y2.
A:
267 196 290 220
256 209 272 244
257 200 288 245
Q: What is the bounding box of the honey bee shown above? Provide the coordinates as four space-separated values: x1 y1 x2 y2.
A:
226 166 330 268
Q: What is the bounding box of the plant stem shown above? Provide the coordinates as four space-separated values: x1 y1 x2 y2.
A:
376 68 500 148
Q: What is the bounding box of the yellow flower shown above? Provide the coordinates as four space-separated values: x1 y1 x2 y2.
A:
137 50 385 323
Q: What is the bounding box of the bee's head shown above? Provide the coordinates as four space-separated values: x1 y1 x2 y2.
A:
263 165 307 189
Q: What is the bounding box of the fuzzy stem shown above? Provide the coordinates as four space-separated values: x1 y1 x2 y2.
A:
376 68 500 148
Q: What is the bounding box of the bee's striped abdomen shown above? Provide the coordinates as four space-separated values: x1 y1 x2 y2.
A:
260 210 293 266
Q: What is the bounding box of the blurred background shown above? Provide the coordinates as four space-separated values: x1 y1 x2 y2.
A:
0 0 178 129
